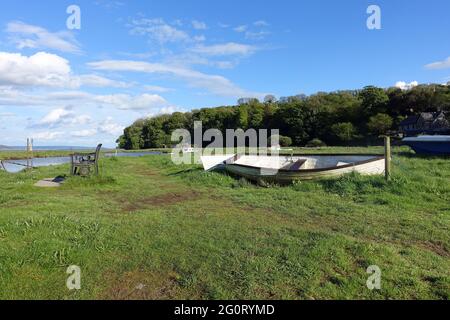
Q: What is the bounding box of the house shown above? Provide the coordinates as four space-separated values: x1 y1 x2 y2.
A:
399 111 450 136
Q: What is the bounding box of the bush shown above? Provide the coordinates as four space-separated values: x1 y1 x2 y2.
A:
279 136 293 147
306 138 326 147
269 135 292 147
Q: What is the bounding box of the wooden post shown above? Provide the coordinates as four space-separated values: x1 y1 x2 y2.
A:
384 136 391 181
26 138 34 170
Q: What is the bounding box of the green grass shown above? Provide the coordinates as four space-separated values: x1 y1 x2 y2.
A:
0 147 448 300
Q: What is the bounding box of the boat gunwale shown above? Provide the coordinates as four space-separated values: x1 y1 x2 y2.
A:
225 153 385 173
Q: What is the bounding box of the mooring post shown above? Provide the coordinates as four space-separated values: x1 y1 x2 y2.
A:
26 138 34 169
384 136 391 181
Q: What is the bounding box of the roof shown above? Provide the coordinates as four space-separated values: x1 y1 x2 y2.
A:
399 111 447 127
399 115 420 126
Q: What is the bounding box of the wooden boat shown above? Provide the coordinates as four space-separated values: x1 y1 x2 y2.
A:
402 135 450 156
201 154 386 183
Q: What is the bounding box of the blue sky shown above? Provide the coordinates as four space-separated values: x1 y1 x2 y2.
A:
0 0 449 147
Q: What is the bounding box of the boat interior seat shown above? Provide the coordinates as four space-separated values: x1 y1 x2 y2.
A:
336 161 350 167
283 159 307 171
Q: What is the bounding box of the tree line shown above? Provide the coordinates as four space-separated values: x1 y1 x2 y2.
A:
117 84 450 149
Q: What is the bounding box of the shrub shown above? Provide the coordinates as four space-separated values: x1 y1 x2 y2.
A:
279 136 293 147
269 135 292 147
306 138 326 147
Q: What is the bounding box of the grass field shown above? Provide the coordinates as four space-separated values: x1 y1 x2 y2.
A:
0 147 449 299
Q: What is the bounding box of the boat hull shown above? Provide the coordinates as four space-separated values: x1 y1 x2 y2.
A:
223 155 385 184
402 141 450 156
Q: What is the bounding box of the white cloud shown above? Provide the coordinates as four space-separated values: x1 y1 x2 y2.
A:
425 57 450 70
129 18 191 43
192 20 207 30
143 85 173 93
245 31 271 40
234 25 248 33
190 43 257 56
0 112 15 118
94 0 124 9
71 129 98 137
88 59 263 98
0 52 72 87
395 81 419 90
35 107 92 128
158 106 177 115
98 117 124 135
6 21 81 54
0 87 173 114
254 20 269 27
77 74 131 88
0 51 132 89
94 93 169 110
33 131 64 140
193 35 206 42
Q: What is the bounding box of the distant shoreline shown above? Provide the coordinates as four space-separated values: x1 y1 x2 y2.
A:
0 146 108 151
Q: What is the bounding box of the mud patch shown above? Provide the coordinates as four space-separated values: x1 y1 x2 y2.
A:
135 169 161 177
418 241 449 258
99 270 182 300
123 191 202 212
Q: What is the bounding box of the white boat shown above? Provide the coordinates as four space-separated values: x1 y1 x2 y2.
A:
201 154 386 183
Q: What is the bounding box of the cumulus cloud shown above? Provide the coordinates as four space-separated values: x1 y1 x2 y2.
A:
0 52 72 87
6 21 81 54
70 117 124 138
34 107 92 128
88 59 263 98
98 117 124 135
425 57 450 70
395 81 419 90
0 51 131 89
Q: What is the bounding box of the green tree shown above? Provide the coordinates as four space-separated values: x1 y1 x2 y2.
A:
331 122 357 144
360 86 389 116
367 113 393 136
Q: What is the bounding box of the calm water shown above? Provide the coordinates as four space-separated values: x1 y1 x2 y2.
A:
0 152 163 173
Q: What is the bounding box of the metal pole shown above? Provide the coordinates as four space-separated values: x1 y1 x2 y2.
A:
384 136 391 181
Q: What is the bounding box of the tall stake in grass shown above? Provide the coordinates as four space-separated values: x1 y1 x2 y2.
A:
384 136 391 181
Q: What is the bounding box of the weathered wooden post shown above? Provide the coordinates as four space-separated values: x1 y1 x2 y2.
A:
384 136 391 181
26 138 34 170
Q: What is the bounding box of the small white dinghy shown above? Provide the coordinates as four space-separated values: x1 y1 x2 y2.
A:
201 154 385 183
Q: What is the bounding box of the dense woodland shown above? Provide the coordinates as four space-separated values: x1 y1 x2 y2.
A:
117 84 450 149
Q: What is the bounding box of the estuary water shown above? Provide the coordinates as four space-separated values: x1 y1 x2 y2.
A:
0 151 163 173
